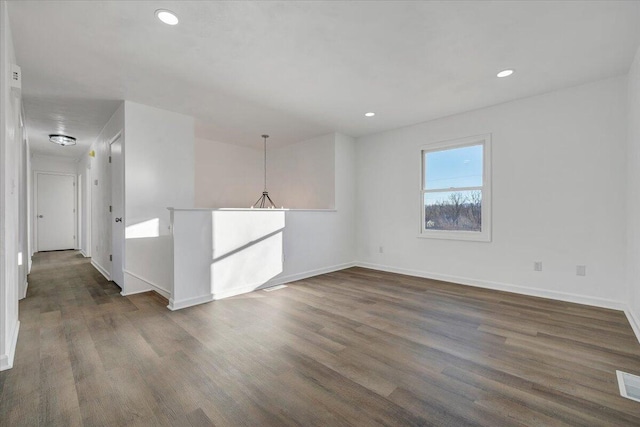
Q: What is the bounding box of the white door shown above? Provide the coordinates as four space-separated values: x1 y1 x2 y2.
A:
111 136 125 287
37 173 76 251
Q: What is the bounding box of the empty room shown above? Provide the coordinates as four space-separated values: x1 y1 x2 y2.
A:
2 0 640 425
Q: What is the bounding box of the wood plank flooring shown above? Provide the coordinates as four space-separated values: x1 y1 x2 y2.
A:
1 250 640 426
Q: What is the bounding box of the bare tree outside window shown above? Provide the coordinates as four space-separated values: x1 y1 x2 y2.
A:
424 190 482 231
421 137 490 241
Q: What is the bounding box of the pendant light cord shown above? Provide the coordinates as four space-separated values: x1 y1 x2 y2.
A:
262 134 269 191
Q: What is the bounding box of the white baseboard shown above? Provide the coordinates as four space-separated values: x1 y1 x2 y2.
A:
211 261 357 301
356 261 626 311
168 293 214 311
269 261 357 287
91 260 110 281
80 249 89 258
20 279 28 300
0 321 20 371
624 308 640 344
122 270 170 300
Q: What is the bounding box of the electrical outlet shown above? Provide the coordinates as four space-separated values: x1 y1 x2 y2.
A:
379 246 384 254
577 265 586 276
534 261 542 271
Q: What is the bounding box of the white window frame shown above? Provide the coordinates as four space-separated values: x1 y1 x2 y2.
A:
419 133 492 242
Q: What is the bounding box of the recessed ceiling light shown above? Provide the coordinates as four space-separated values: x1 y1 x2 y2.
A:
497 69 514 78
49 134 76 146
155 9 179 25
365 112 375 117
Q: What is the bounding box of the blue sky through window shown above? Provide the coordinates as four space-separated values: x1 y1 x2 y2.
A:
424 144 483 190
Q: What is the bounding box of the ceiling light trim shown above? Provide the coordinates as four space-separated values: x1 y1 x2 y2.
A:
497 69 515 78
155 9 179 26
49 134 77 146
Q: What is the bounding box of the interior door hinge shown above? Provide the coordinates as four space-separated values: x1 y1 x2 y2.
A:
109 156 112 163
109 205 112 213
110 254 112 262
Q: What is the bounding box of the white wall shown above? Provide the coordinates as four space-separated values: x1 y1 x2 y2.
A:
78 103 124 279
270 133 335 209
356 76 628 308
194 131 353 277
31 154 77 174
18 116 29 300
78 157 91 257
627 46 640 336
170 133 356 309
279 133 355 275
195 133 336 210
195 138 261 208
171 209 286 308
0 0 27 371
123 101 195 296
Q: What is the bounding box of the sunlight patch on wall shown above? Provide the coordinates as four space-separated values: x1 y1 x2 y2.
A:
126 218 160 239
210 210 285 296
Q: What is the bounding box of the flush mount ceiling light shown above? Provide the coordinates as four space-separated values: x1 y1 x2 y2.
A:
497 69 514 78
49 134 76 146
365 112 376 117
155 9 179 25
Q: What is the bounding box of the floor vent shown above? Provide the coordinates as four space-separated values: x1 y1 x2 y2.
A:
617 370 640 403
263 285 288 292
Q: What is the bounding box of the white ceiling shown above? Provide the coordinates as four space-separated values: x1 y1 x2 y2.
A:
8 1 640 158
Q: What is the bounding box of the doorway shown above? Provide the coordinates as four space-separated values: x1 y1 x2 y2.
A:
35 172 76 251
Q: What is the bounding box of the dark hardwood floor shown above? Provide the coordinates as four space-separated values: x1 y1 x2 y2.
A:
1 251 640 426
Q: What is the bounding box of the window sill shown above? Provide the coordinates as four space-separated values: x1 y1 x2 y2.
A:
417 231 491 242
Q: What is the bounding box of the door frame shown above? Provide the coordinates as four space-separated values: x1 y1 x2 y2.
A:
84 163 92 258
33 171 77 253
109 132 125 288
77 174 82 255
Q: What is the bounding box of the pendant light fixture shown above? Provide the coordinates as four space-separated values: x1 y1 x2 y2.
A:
252 134 277 209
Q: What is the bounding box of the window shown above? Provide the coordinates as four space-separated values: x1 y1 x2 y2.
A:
420 134 491 242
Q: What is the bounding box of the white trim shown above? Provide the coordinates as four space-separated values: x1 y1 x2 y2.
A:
0 321 20 371
419 133 492 242
624 308 640 344
167 207 337 212
122 269 170 299
20 279 27 300
168 294 215 311
77 173 82 253
355 261 625 311
212 283 267 301
109 133 125 288
616 370 640 403
268 261 357 288
33 171 78 252
91 259 111 281
211 261 357 301
79 249 89 258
